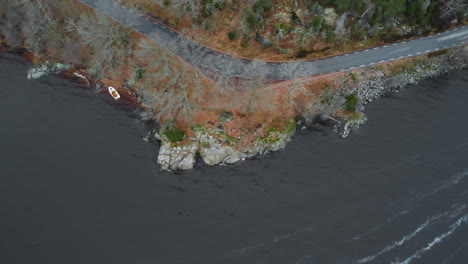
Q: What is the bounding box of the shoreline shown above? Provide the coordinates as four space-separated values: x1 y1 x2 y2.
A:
153 46 468 170
1 41 466 171
0 44 142 107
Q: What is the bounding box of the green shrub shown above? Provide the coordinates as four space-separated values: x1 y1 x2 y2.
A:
334 0 353 12
295 48 308 58
291 11 302 25
377 27 401 42
351 23 366 40
325 28 335 43
135 66 145 80
421 15 431 26
230 0 240 11
354 0 366 14
312 16 323 29
228 30 238 40
244 0 270 30
273 23 293 35
427 1 438 14
378 0 407 18
407 2 417 17
318 0 334 5
370 6 383 25
415 0 425 23
420 1 438 25
351 72 359 82
294 115 303 123
202 0 225 17
214 0 225 10
345 93 359 112
245 8 257 29
164 125 185 143
253 0 272 12
241 37 249 48
203 20 213 30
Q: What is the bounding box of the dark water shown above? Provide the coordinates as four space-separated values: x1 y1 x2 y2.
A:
1 52 467 264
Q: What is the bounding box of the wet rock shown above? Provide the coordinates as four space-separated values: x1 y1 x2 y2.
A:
336 51 466 138
341 114 367 138
27 61 71 79
73 72 90 86
305 114 342 129
94 81 104 92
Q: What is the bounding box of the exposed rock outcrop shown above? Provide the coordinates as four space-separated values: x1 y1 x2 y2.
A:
156 121 296 171
157 137 198 171
341 114 368 138
27 61 71 79
308 47 467 138
157 47 467 171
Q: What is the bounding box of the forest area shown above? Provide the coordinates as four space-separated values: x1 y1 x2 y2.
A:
123 0 468 59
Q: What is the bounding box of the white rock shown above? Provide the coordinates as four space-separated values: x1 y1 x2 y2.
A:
27 62 71 79
157 138 198 171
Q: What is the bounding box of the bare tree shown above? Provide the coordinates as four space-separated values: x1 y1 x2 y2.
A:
61 36 85 66
305 84 346 124
0 0 24 47
1 0 82 58
213 74 237 96
66 13 134 78
276 61 317 113
139 68 199 123
238 59 272 113
438 0 467 19
13 0 58 55
135 38 206 123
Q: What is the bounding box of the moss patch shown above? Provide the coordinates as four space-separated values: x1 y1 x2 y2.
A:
164 125 186 143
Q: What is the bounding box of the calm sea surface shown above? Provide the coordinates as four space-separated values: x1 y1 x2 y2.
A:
1 52 467 264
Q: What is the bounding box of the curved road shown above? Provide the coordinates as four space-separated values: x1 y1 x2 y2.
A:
80 0 467 80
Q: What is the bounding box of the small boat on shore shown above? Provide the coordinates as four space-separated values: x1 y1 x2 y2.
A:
108 86 120 100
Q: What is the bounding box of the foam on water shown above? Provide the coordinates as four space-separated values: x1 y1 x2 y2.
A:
391 214 468 264
356 218 432 263
356 202 468 264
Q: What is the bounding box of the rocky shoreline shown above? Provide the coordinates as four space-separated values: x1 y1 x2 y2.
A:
311 47 468 140
14 53 294 171
155 120 296 171
3 0 466 172
154 47 467 171
9 45 467 171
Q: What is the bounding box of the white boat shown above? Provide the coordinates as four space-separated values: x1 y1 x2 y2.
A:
108 86 120 100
